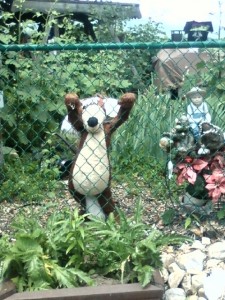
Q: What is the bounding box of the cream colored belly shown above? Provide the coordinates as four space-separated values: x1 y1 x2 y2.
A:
72 131 110 195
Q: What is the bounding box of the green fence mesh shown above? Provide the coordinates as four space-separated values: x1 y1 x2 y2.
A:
1 41 225 238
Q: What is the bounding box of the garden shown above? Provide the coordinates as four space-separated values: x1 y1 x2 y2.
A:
1 2 225 299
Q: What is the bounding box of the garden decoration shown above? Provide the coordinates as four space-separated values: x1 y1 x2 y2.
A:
186 87 211 142
159 105 225 212
64 92 136 220
57 95 120 180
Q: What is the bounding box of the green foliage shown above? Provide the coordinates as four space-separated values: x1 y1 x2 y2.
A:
86 201 190 287
161 208 176 226
112 87 185 163
0 202 190 291
122 22 167 91
0 6 166 152
0 152 63 203
0 210 93 291
109 87 186 203
217 205 225 220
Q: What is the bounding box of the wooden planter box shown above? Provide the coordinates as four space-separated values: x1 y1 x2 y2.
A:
1 271 164 300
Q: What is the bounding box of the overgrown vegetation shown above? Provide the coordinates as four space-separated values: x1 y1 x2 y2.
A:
0 2 225 293
0 201 190 291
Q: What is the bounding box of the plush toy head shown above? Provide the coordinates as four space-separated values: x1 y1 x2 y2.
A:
82 103 106 133
199 122 225 152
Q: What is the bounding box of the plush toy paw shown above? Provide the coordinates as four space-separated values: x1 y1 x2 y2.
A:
118 92 136 107
65 93 80 110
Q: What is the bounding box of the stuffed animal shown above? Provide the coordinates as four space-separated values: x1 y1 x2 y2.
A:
198 121 225 154
64 92 136 220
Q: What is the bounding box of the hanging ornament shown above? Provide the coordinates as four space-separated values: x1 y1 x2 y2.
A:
167 160 173 179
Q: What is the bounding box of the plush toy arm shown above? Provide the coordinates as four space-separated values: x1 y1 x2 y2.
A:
64 93 84 132
110 93 136 132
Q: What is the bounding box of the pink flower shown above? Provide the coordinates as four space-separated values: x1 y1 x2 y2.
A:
204 169 225 202
176 158 208 185
210 154 225 171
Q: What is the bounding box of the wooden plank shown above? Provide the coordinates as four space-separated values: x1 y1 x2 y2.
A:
0 281 16 300
5 283 163 300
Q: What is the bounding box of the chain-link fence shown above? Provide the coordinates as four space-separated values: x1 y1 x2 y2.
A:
1 40 225 238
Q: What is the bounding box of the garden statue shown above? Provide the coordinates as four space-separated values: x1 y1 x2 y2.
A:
159 104 225 212
186 87 211 142
64 92 136 220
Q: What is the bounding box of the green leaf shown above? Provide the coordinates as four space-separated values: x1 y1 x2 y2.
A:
136 265 154 287
71 269 94 286
18 130 29 145
217 209 225 220
161 209 175 225
51 265 75 288
185 216 192 229
14 236 43 254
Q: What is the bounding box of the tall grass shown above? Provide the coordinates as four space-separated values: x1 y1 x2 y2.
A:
207 94 225 130
111 86 185 167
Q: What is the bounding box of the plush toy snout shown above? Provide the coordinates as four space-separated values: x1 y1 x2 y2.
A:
87 117 98 127
83 103 106 133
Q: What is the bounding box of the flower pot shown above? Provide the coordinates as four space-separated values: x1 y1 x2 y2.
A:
183 192 208 207
182 192 213 214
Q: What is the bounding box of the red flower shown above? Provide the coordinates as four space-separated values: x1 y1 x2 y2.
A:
204 169 225 202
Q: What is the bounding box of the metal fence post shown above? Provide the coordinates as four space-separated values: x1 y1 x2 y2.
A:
0 90 4 183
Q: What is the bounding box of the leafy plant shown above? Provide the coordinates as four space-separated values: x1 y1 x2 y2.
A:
0 202 191 291
80 200 191 287
0 153 64 203
0 209 94 291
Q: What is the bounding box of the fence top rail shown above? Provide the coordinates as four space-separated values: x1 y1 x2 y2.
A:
0 41 225 52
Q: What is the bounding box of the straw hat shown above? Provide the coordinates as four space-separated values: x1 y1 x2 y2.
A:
186 87 206 98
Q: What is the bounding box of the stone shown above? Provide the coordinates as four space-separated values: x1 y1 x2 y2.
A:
161 253 175 268
203 269 225 300
162 240 225 300
165 288 186 300
168 262 183 273
207 241 225 259
190 240 205 250
206 258 221 269
168 269 185 288
186 295 198 300
181 273 192 295
161 267 169 283
198 287 206 297
177 250 206 274
201 237 211 245
191 273 205 293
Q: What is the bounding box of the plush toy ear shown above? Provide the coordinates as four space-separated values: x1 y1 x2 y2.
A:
65 93 80 110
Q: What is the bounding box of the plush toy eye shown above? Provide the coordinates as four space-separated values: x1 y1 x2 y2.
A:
82 105 87 110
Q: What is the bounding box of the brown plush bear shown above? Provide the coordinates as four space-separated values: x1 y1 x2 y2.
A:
64 92 136 220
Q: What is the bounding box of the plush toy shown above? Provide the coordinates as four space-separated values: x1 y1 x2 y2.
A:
64 92 136 220
198 121 225 154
